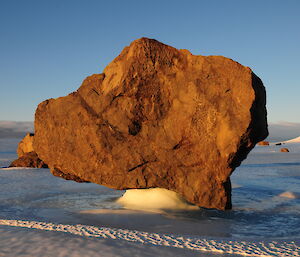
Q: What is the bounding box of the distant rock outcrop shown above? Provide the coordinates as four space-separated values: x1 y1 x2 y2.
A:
258 141 269 146
280 148 289 152
34 38 268 210
17 133 34 157
9 133 48 168
9 151 48 168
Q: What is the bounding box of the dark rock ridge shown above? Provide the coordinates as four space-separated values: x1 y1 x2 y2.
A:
51 167 89 182
34 38 268 210
9 133 48 168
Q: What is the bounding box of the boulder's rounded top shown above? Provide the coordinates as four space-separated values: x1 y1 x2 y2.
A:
102 38 181 93
130 37 163 46
125 37 178 59
128 37 171 50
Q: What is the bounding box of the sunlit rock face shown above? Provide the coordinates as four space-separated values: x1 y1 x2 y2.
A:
34 38 268 210
17 133 34 157
9 133 48 168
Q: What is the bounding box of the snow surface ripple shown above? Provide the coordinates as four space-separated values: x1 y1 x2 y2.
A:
0 219 298 257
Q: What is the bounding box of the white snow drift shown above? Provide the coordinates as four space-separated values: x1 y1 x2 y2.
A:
117 188 199 212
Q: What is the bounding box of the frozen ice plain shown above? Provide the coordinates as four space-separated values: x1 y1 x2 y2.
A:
0 138 299 256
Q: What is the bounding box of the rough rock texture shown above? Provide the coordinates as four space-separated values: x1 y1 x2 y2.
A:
9 152 48 168
258 141 269 146
17 133 34 157
9 133 48 168
34 38 268 210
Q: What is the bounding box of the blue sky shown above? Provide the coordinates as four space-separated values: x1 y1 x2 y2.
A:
0 0 299 122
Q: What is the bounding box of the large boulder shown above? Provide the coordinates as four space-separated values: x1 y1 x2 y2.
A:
34 38 268 210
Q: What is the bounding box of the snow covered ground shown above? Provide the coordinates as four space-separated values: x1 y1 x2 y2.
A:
283 136 300 144
0 137 299 256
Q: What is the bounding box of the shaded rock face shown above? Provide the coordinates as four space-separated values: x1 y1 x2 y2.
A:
9 152 48 168
34 38 268 210
9 133 48 168
52 167 89 182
